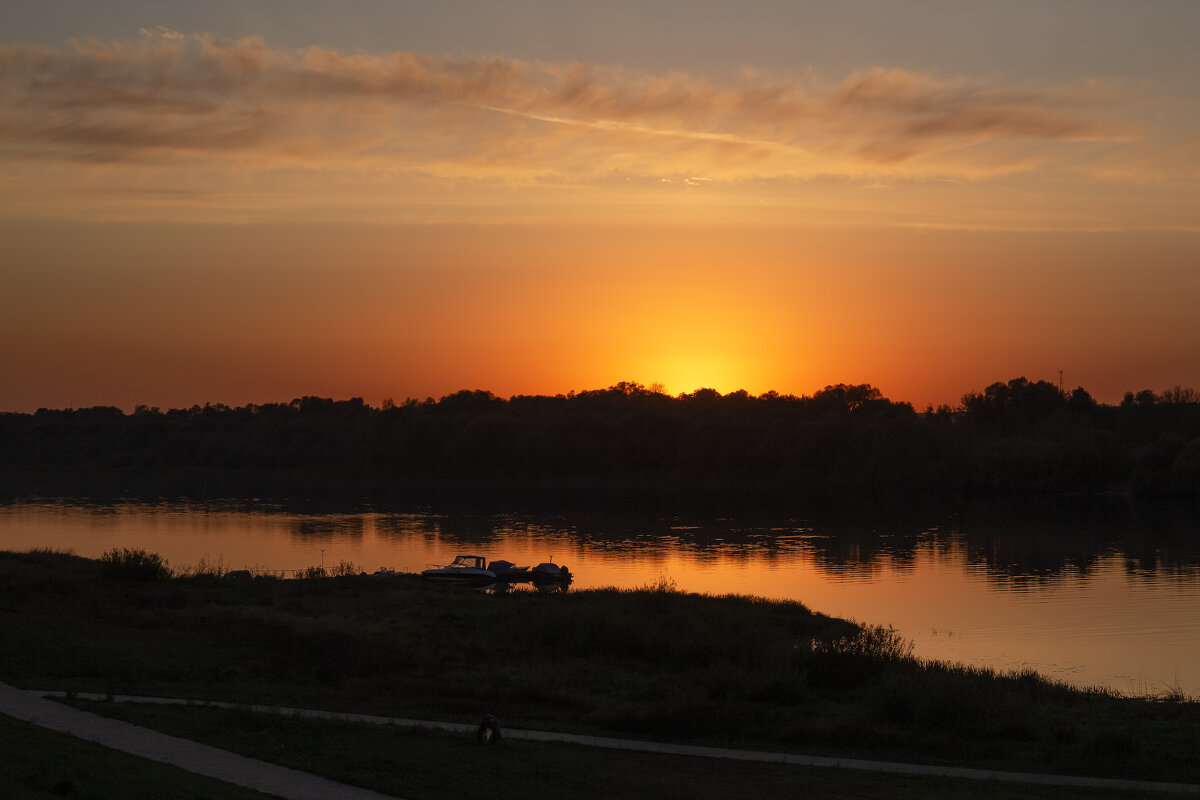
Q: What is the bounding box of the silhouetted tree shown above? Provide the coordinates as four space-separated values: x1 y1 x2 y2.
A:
3 377 1199 499
1067 387 1097 412
1160 385 1200 404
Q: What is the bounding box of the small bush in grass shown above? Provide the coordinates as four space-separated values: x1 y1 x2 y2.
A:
175 554 226 580
296 565 327 579
99 547 170 581
806 623 915 689
636 574 679 593
813 624 914 661
330 559 360 577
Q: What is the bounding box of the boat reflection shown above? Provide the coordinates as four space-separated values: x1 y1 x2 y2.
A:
484 577 571 595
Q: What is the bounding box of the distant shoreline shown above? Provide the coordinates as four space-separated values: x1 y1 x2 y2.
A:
4 380 1198 502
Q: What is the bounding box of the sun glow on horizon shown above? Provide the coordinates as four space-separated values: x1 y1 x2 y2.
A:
631 352 771 398
2 9 1199 412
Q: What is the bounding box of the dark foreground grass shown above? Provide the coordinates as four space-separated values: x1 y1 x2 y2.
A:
1 548 1197 787
68 700 1172 800
0 713 274 800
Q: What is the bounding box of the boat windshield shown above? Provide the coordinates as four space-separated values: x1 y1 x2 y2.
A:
449 555 483 569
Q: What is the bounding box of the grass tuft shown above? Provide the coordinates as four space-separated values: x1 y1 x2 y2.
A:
174 554 227 580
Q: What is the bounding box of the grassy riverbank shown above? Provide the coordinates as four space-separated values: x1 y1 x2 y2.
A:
1 548 1197 788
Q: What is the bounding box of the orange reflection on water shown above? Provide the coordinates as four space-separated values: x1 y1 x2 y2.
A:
2 500 1198 697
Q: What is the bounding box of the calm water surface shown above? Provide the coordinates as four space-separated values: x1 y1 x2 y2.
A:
2 497 1198 697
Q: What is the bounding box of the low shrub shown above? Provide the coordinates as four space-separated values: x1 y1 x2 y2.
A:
813 623 914 661
98 547 170 581
806 623 914 689
636 574 679 593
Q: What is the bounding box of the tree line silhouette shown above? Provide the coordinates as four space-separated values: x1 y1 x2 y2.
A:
3 378 1199 503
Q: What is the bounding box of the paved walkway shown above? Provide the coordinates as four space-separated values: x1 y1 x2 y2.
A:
0 682 399 799
6 684 1200 796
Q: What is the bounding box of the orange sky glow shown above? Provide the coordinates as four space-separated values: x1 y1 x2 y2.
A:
2 4 1198 411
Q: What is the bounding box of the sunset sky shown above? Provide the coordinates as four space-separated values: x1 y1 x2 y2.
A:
3 1 1198 412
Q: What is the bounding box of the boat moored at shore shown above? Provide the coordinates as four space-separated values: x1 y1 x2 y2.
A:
421 554 571 589
531 561 572 586
420 554 496 584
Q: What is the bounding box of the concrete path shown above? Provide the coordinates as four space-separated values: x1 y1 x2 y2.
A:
8 685 1200 796
0 683 399 800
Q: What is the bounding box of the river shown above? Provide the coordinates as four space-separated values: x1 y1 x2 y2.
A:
2 495 1197 698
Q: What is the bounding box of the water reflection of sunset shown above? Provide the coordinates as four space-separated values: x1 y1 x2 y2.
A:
4 500 1197 697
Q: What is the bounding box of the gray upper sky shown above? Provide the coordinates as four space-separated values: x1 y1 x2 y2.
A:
5 0 1200 90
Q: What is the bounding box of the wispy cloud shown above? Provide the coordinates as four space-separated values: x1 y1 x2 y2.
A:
0 30 1141 183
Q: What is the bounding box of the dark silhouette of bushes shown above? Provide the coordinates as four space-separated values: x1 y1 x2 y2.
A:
99 547 170 581
2 379 1199 501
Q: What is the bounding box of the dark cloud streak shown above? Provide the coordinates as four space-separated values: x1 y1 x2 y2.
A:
0 32 1136 176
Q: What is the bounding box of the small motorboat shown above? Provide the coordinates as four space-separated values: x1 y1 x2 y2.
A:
530 561 572 586
486 560 531 582
421 554 496 584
